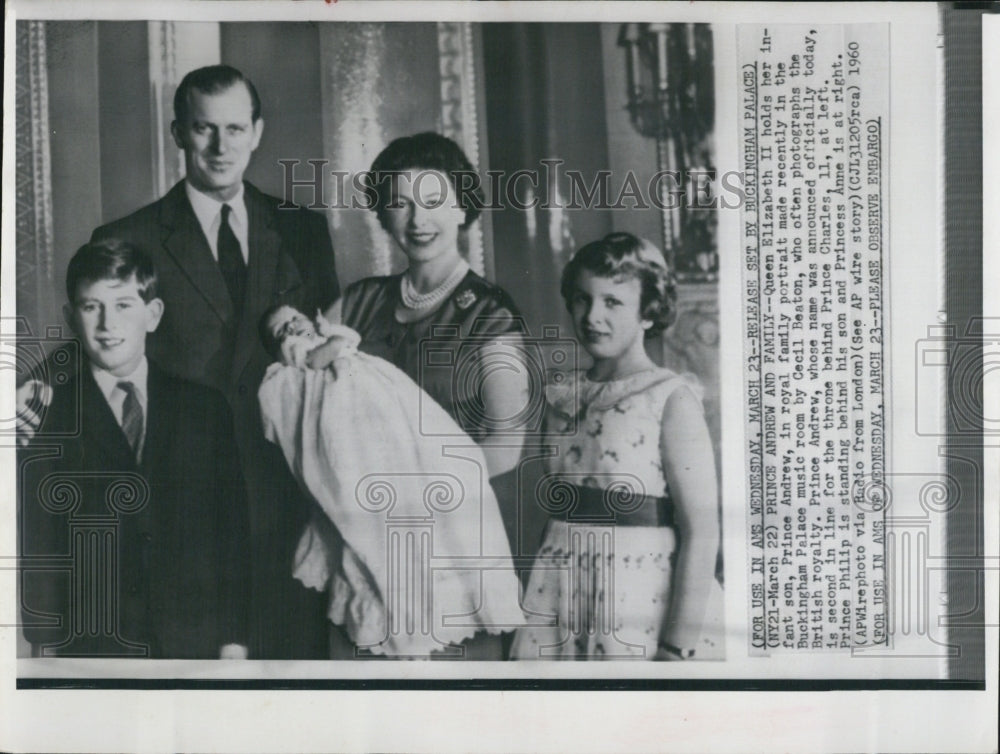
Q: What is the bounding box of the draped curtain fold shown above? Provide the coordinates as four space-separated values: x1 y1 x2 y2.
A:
482 23 614 340
317 22 490 288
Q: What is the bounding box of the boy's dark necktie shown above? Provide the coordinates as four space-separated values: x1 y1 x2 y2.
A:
217 203 246 307
117 381 144 462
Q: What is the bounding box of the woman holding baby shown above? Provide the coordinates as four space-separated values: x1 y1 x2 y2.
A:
274 133 531 660
324 132 529 473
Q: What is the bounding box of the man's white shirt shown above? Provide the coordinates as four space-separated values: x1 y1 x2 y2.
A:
185 181 250 264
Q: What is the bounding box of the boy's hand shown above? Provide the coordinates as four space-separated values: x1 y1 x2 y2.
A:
219 643 248 660
16 379 53 447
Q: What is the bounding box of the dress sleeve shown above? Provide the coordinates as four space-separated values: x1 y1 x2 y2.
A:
463 286 526 340
322 298 343 326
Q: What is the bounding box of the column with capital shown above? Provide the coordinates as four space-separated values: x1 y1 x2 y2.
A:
33 472 150 657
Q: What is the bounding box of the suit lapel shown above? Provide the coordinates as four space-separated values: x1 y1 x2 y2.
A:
79 369 137 471
232 183 283 378
140 363 174 477
244 183 283 314
158 182 234 323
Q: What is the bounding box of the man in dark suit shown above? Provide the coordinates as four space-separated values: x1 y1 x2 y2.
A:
20 240 249 658
81 65 339 658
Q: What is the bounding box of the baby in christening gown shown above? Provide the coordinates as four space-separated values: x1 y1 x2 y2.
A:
257 306 523 657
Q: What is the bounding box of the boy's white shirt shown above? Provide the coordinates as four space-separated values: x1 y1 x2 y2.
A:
185 180 250 264
90 356 149 434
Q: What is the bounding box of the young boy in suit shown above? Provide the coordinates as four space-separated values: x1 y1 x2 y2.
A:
19 239 250 659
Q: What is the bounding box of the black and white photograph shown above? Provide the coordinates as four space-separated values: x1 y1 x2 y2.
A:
12 15 729 666
1 2 995 753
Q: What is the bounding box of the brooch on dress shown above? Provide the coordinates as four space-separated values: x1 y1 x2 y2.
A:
455 289 476 309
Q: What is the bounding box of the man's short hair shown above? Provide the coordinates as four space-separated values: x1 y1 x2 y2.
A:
173 64 262 124
65 238 158 304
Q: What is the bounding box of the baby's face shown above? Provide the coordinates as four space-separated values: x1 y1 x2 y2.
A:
267 306 317 344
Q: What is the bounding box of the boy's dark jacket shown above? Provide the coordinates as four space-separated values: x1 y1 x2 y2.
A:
19 358 250 658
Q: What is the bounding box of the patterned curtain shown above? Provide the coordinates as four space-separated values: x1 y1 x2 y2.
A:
437 22 487 277
15 21 55 336
318 22 490 288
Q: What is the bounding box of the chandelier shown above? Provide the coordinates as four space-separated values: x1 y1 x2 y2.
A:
619 23 716 279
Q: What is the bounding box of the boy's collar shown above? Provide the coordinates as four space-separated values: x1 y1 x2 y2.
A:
89 356 149 402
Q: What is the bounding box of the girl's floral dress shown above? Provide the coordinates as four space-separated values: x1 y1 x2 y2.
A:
512 367 722 660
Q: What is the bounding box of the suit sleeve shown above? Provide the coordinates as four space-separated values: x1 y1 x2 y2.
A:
303 208 339 311
90 219 128 245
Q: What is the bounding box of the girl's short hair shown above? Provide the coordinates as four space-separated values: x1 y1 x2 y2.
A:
560 232 677 336
362 132 484 228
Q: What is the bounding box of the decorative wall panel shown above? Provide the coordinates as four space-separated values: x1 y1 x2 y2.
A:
15 21 55 331
437 22 485 276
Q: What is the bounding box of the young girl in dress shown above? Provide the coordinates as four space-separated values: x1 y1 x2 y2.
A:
512 232 720 661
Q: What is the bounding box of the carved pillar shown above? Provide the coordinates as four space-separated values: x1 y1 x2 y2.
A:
35 472 151 657
385 525 439 652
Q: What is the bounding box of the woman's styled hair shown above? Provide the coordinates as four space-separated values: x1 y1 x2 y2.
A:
560 232 677 337
363 132 484 228
65 238 159 304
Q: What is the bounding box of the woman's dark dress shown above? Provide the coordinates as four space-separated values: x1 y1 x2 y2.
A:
340 270 526 444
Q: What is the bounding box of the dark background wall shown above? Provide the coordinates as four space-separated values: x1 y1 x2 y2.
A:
45 22 104 327
97 23 154 226
221 22 326 201
482 23 613 341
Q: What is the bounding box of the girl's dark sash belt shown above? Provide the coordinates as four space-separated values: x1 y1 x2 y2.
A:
545 483 674 528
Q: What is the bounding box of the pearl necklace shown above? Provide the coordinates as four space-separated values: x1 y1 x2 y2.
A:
398 260 470 312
